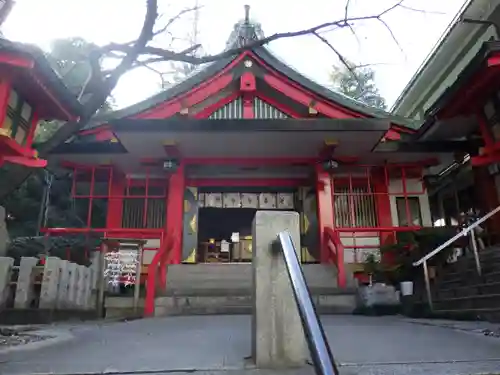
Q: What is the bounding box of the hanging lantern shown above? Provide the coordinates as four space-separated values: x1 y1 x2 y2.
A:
322 159 339 171
163 158 180 172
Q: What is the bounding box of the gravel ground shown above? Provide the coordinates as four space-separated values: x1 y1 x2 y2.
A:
0 328 53 348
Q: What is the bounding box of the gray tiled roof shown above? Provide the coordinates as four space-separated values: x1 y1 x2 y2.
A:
87 17 420 130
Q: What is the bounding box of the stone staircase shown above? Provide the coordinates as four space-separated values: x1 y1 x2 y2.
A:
429 246 500 321
154 263 356 316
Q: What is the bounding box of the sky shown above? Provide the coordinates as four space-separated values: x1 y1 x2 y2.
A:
2 0 468 110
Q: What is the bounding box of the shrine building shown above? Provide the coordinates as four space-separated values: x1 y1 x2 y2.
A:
3 2 500 317
42 11 457 285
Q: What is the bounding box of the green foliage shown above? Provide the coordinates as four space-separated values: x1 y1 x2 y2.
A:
363 253 380 275
34 37 113 144
34 120 62 143
329 61 387 110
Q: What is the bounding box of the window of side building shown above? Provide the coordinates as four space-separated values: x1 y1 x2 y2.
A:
2 89 33 145
396 196 422 226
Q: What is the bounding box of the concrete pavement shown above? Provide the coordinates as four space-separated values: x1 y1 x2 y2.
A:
1 315 500 375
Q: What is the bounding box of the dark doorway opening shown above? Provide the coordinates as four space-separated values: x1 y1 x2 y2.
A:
197 208 256 263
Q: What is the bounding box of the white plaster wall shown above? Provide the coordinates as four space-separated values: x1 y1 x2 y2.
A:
141 238 160 265
340 234 380 263
388 178 432 227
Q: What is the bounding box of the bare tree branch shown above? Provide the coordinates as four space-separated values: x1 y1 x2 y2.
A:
344 0 351 23
399 4 445 15
0 0 439 199
312 31 356 78
153 5 203 37
46 0 424 152
98 0 420 74
39 0 159 155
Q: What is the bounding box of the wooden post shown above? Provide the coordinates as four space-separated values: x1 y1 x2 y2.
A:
133 244 143 314
97 242 107 318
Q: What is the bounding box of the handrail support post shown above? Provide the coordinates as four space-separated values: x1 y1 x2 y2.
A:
470 229 482 276
423 259 433 312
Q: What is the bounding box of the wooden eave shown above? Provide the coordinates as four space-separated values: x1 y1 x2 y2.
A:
416 41 500 141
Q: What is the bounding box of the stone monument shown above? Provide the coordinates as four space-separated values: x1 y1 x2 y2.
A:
252 211 308 368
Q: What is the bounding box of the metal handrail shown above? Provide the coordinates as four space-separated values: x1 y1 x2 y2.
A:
412 204 500 311
413 205 500 267
276 231 339 375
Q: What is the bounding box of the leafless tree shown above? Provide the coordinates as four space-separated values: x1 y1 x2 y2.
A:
1 0 432 197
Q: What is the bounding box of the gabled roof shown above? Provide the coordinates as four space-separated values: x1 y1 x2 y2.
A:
392 0 499 117
84 12 419 131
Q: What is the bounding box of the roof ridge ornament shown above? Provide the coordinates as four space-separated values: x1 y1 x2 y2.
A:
225 5 264 49
244 4 250 24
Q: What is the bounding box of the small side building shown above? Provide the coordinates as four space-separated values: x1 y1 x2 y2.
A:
0 39 83 168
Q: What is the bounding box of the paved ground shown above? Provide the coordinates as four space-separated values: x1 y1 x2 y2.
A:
1 315 500 375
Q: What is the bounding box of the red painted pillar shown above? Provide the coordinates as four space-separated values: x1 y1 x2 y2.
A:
166 162 185 264
315 164 334 263
106 170 124 229
372 168 394 263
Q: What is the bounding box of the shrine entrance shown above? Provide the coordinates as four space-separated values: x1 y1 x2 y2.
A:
187 187 298 263
197 207 256 262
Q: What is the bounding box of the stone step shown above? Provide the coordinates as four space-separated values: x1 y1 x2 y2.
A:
434 281 500 300
442 258 500 276
155 262 354 316
434 293 500 311
165 263 340 292
154 288 356 316
438 270 500 288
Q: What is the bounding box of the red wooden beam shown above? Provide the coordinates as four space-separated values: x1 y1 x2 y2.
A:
255 93 302 118
184 157 317 166
438 64 500 118
187 178 308 187
193 92 240 118
264 74 361 119
0 79 10 127
1 155 47 168
136 74 234 119
240 71 256 119
383 129 401 141
0 53 34 69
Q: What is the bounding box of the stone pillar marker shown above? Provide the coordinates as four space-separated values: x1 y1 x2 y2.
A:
81 267 92 309
67 262 78 308
56 260 70 309
14 257 38 308
0 257 13 307
75 265 87 308
252 211 308 368
39 257 61 309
